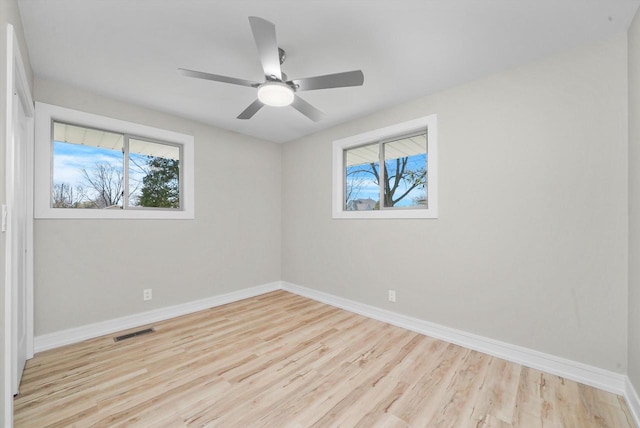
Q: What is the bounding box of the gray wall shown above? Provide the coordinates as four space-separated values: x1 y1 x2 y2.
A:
18 9 640 412
629 9 640 392
282 34 629 372
33 79 282 335
1 0 33 421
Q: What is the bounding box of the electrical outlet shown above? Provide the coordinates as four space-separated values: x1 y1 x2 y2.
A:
388 290 396 303
143 289 152 301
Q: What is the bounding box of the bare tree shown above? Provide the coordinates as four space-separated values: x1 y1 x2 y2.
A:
345 172 368 203
52 183 87 208
346 157 426 207
81 162 124 208
380 158 426 207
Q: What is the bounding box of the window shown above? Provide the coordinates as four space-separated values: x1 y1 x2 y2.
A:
52 122 182 210
35 102 194 219
333 115 437 219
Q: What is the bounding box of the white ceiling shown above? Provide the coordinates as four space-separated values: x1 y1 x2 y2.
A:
17 0 640 143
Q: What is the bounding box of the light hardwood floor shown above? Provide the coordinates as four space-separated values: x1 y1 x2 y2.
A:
14 291 635 427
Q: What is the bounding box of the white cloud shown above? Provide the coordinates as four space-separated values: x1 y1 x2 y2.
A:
53 153 123 187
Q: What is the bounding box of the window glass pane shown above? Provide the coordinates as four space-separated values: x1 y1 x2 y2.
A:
382 133 427 208
128 138 180 209
52 121 124 209
344 142 380 211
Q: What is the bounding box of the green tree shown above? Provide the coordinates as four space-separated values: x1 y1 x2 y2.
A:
138 156 180 208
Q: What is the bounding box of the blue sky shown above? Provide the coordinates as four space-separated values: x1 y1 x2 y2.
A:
53 141 122 186
346 153 427 208
53 141 148 202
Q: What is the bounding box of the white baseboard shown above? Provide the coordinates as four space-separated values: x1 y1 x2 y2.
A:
284 281 640 426
34 282 280 353
626 377 640 427
33 280 639 427
281 282 627 396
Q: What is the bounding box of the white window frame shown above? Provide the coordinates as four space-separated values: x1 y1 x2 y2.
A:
332 114 438 219
34 102 195 219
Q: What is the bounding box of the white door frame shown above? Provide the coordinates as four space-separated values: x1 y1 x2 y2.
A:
4 23 34 427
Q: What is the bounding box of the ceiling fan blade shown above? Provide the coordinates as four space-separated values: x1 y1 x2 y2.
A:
248 16 282 80
237 99 264 120
179 68 260 87
291 95 325 122
291 70 364 91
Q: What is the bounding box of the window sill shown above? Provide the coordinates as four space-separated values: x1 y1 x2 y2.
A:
35 207 194 220
332 208 437 219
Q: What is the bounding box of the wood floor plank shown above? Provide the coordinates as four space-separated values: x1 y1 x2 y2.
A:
423 349 493 427
468 357 521 425
14 291 636 427
390 342 466 423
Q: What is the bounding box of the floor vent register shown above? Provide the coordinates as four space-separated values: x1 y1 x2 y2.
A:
113 327 155 342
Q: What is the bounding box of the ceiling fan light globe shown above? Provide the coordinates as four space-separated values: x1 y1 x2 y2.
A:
257 82 294 107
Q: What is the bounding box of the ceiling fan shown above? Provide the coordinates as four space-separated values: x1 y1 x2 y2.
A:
179 16 364 122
